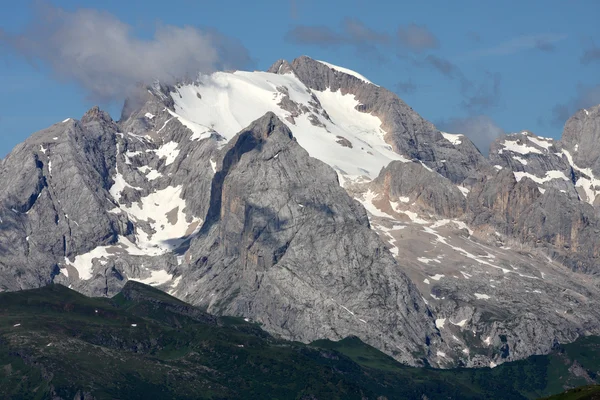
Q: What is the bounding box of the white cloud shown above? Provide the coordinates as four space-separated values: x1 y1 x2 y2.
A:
0 4 251 101
462 33 567 60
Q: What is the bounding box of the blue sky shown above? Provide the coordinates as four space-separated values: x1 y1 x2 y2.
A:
1 0 599 156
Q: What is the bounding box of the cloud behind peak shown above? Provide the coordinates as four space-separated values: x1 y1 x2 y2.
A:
0 3 252 101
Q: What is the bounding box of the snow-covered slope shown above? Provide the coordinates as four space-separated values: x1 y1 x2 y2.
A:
168 69 407 182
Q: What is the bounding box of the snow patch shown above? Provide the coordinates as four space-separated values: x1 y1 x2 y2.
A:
148 141 179 166
137 165 162 180
435 318 446 329
129 269 173 286
168 276 183 295
109 144 142 201
402 210 428 224
358 190 394 218
441 132 463 145
146 170 162 181
431 219 473 235
513 170 570 185
157 117 174 134
499 140 542 155
474 293 491 300
417 257 440 264
451 318 468 327
527 136 552 150
116 186 201 255
63 236 147 280
562 149 600 204
513 156 528 165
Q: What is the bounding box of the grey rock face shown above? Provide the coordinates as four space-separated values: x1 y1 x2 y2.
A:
177 113 441 366
370 161 467 219
467 168 600 272
467 169 542 231
489 132 577 197
560 105 600 175
484 127 600 272
358 164 600 368
0 90 218 296
0 109 130 291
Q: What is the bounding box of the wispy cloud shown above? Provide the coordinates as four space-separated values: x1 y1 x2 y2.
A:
0 3 252 101
581 40 600 65
285 25 345 46
397 24 439 53
438 115 505 155
462 33 567 60
425 55 461 79
286 19 390 46
422 55 501 114
285 20 438 59
395 79 418 95
344 18 390 45
462 72 501 114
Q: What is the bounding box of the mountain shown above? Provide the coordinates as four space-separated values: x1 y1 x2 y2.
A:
1 56 600 369
1 281 600 399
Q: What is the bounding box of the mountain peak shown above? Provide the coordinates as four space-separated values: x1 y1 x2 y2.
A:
243 111 293 141
267 59 295 75
81 105 113 125
560 103 600 175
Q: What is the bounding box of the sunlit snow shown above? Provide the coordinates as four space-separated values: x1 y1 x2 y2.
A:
168 70 407 182
129 269 173 286
441 132 463 145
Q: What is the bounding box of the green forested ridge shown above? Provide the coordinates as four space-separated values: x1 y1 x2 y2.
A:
0 282 598 399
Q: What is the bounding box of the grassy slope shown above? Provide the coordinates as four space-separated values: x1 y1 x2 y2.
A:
0 283 598 399
541 386 600 400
